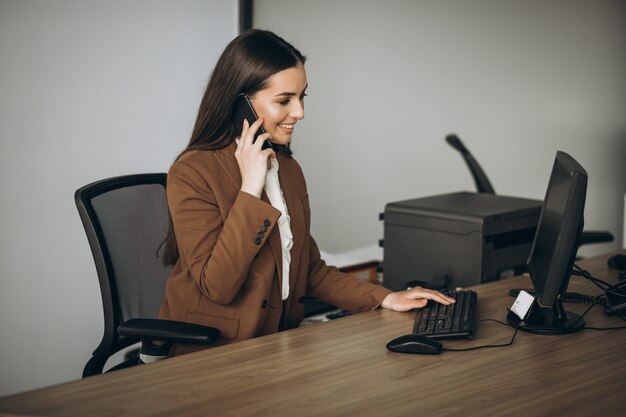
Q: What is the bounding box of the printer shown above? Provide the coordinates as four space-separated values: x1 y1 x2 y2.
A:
382 191 542 291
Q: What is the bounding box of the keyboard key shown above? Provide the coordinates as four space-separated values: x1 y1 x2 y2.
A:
412 290 478 339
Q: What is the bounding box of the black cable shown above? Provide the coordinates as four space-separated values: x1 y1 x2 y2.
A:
438 269 626 353
505 301 597 333
444 301 599 352
585 301 626 330
572 264 614 290
444 300 626 352
585 325 626 330
508 301 626 333
568 302 596 329
571 270 610 292
509 288 597 304
442 319 518 352
603 302 626 320
573 264 626 306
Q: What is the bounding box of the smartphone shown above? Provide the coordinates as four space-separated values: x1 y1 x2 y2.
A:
232 94 272 149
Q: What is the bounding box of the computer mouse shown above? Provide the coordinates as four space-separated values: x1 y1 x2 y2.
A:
386 334 443 355
608 254 626 271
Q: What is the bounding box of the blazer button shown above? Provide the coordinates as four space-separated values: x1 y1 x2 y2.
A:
254 237 262 245
257 231 265 239
263 219 271 227
260 225 268 233
261 300 268 309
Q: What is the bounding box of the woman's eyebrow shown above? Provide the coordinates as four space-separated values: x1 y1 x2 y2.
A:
274 84 308 97
274 91 297 97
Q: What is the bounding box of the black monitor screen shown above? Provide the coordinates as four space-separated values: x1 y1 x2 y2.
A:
510 151 587 334
529 153 586 306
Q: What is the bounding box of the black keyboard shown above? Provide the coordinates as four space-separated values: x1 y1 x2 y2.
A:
412 290 478 339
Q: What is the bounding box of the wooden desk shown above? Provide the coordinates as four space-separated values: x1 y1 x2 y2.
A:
1 253 625 417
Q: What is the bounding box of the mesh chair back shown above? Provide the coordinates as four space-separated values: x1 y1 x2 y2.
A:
89 181 171 322
75 173 171 374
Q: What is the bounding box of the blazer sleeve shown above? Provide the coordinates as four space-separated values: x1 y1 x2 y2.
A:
305 235 391 313
167 159 281 305
283 156 391 313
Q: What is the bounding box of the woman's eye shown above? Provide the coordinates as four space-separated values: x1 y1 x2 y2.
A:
279 99 290 106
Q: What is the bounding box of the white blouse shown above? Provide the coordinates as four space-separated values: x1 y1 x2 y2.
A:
263 156 293 300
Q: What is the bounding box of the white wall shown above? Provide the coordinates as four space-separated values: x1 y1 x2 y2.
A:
255 0 626 256
0 0 236 396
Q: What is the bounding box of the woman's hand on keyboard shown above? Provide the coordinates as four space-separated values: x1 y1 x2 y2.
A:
381 287 456 312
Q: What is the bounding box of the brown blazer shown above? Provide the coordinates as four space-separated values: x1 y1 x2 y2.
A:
159 143 391 352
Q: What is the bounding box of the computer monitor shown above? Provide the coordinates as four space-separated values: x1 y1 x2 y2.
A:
507 151 587 334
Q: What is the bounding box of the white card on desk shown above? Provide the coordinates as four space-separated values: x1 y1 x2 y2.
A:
510 290 536 320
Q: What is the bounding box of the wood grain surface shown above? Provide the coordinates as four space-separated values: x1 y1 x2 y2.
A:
1 252 625 417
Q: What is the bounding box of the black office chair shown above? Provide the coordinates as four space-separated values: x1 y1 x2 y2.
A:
75 173 220 378
445 134 614 248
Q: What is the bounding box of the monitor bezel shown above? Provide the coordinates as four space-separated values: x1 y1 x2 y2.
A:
508 151 588 335
527 151 588 307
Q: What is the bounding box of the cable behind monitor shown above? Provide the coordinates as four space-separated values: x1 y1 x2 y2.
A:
508 288 598 304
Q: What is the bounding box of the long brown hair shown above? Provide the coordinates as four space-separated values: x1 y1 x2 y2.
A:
162 30 306 266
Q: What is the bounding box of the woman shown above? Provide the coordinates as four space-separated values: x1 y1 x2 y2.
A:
160 29 453 354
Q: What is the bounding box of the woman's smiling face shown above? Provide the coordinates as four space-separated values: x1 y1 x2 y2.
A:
249 63 308 145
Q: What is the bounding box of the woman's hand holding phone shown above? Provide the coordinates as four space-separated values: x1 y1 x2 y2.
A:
235 118 275 198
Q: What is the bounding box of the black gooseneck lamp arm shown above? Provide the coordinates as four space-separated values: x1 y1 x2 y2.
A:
445 134 496 194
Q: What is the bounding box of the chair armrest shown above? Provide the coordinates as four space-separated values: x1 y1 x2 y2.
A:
579 231 614 246
118 318 220 345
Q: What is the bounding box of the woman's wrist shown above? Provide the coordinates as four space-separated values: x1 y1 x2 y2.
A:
240 181 263 198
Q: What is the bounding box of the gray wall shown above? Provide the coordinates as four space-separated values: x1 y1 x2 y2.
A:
0 0 236 396
255 0 626 256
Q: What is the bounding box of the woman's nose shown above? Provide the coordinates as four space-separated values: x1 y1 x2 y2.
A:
290 101 305 120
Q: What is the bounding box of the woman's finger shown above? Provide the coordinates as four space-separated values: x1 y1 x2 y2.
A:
409 287 455 304
253 132 272 149
243 117 264 145
240 119 250 144
263 148 276 160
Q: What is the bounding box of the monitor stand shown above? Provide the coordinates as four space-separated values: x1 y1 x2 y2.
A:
507 300 585 335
